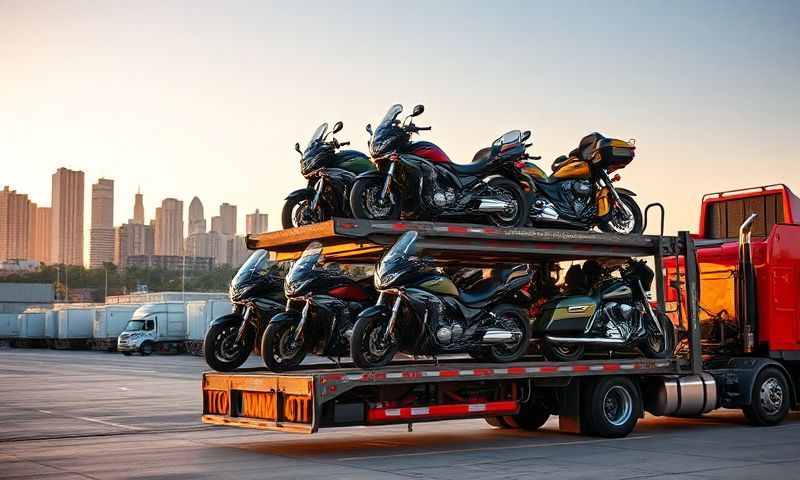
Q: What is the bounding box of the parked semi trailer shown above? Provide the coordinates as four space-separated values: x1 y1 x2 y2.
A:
91 304 141 351
15 309 47 348
200 217 797 437
54 305 96 349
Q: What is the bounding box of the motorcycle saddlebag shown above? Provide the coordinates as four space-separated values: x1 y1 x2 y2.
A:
592 138 635 170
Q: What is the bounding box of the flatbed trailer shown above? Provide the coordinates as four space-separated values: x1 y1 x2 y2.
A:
203 218 793 437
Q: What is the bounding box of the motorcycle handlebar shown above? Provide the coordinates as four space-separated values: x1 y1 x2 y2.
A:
338 141 350 147
416 126 432 131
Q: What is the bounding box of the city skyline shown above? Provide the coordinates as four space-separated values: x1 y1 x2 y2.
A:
1 168 269 268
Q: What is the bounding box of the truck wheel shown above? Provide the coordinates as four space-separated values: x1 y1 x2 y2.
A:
543 341 585 362
484 416 509 428
511 401 552 431
261 321 307 372
582 376 641 437
204 322 254 372
122 351 132 356
743 367 791 426
140 341 153 356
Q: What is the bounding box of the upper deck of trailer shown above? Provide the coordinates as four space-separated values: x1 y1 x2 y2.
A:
246 218 682 265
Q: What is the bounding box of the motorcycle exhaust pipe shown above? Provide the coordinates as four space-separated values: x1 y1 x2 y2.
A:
482 329 519 343
477 198 512 213
545 335 626 345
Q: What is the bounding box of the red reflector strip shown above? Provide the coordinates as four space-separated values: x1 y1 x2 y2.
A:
367 400 519 423
603 364 621 371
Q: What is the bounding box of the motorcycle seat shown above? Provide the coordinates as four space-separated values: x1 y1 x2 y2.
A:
443 147 494 175
458 267 514 306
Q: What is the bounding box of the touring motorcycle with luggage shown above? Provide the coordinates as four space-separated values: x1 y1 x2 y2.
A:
283 121 374 228
203 250 286 372
517 132 643 234
261 242 377 371
350 231 532 368
532 259 674 361
349 104 530 227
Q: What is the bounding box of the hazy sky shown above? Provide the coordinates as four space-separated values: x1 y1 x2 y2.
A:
2 0 799 245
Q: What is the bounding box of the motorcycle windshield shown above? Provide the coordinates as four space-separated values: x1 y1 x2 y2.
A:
232 250 278 287
376 231 418 288
377 105 403 132
307 123 328 150
286 241 323 292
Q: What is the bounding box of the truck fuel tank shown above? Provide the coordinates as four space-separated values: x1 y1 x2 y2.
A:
645 373 717 417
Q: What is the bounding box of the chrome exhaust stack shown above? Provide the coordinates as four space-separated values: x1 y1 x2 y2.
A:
477 198 513 213
738 213 758 353
482 329 520 343
545 335 626 345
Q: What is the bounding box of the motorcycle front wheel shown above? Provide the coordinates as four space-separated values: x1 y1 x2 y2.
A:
639 311 675 359
598 193 643 235
282 191 331 229
261 321 307 372
203 321 255 372
349 176 401 221
350 313 398 369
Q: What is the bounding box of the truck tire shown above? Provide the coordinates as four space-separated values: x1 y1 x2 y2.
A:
742 367 791 426
122 351 132 356
582 376 641 437
484 416 509 428
140 341 153 356
511 401 552 431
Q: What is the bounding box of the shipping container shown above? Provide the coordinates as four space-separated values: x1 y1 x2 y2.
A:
185 300 233 355
91 304 142 351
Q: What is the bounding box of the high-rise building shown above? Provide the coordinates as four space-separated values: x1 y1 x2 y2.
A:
246 209 269 235
89 178 115 269
115 220 154 269
210 215 223 233
219 202 237 236
51 168 84 266
227 235 251 267
133 189 144 224
154 198 183 256
185 231 212 259
188 196 206 235
207 231 229 266
0 186 32 261
30 207 52 264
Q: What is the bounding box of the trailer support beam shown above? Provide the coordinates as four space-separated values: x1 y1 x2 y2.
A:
681 231 703 374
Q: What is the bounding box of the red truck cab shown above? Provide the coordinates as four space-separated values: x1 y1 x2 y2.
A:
665 184 800 360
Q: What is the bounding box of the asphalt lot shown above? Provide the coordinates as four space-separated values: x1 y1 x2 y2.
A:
1 348 799 480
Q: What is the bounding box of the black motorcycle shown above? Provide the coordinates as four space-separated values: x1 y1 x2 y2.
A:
349 104 530 227
283 121 375 229
532 259 674 361
203 250 286 372
350 231 532 368
517 132 643 234
261 242 376 371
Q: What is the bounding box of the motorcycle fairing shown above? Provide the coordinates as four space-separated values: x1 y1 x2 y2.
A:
308 168 357 214
304 294 354 356
407 141 451 164
333 150 374 174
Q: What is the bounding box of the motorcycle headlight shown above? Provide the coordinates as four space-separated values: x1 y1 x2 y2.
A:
370 137 395 158
376 271 404 290
285 279 313 298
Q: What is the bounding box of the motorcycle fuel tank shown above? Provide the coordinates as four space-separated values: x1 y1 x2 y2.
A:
332 150 375 174
522 162 549 181
533 295 597 333
408 141 451 164
416 275 459 296
552 160 591 180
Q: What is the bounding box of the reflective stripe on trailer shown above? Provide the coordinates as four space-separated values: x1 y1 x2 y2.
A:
367 400 519 423
320 360 671 386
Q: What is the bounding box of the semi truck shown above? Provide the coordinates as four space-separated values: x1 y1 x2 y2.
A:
200 211 797 437
117 302 187 355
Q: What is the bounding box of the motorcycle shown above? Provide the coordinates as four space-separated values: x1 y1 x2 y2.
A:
518 132 643 234
350 230 532 369
349 104 530 227
532 259 674 361
260 242 376 371
283 121 375 229
203 250 286 372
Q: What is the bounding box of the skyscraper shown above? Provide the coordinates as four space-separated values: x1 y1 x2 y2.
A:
31 206 52 264
51 168 84 266
246 209 269 235
188 196 206 234
210 215 223 233
89 178 115 269
154 198 183 256
115 220 154 268
0 186 32 261
133 188 144 225
219 202 237 236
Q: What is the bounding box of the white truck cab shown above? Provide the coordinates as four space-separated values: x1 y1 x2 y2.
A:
117 302 187 355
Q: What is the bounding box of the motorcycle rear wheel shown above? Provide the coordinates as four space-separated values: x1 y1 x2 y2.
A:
349 177 401 220
481 305 530 363
486 178 528 228
598 193 643 235
542 341 585 362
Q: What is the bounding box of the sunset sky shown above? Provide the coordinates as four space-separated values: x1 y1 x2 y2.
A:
2 0 798 244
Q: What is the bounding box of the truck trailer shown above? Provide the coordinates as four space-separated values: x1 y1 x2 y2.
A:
91 304 142 351
199 216 796 437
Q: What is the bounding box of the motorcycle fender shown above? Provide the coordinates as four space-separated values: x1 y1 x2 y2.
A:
209 313 245 329
353 170 387 182
356 305 390 323
614 188 636 197
284 188 314 202
269 310 301 326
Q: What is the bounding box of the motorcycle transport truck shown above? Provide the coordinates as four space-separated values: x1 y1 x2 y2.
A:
200 214 797 437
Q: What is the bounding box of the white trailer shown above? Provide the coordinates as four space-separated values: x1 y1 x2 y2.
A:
44 308 59 347
117 302 187 355
55 306 96 349
185 300 233 355
15 309 47 347
91 304 142 351
0 313 19 341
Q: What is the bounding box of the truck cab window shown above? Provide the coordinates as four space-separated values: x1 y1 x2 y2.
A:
144 319 154 331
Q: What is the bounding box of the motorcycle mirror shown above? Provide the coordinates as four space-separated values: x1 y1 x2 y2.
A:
332 121 343 135
365 123 373 135
521 130 531 142
411 104 424 117
491 138 502 156
294 142 302 155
